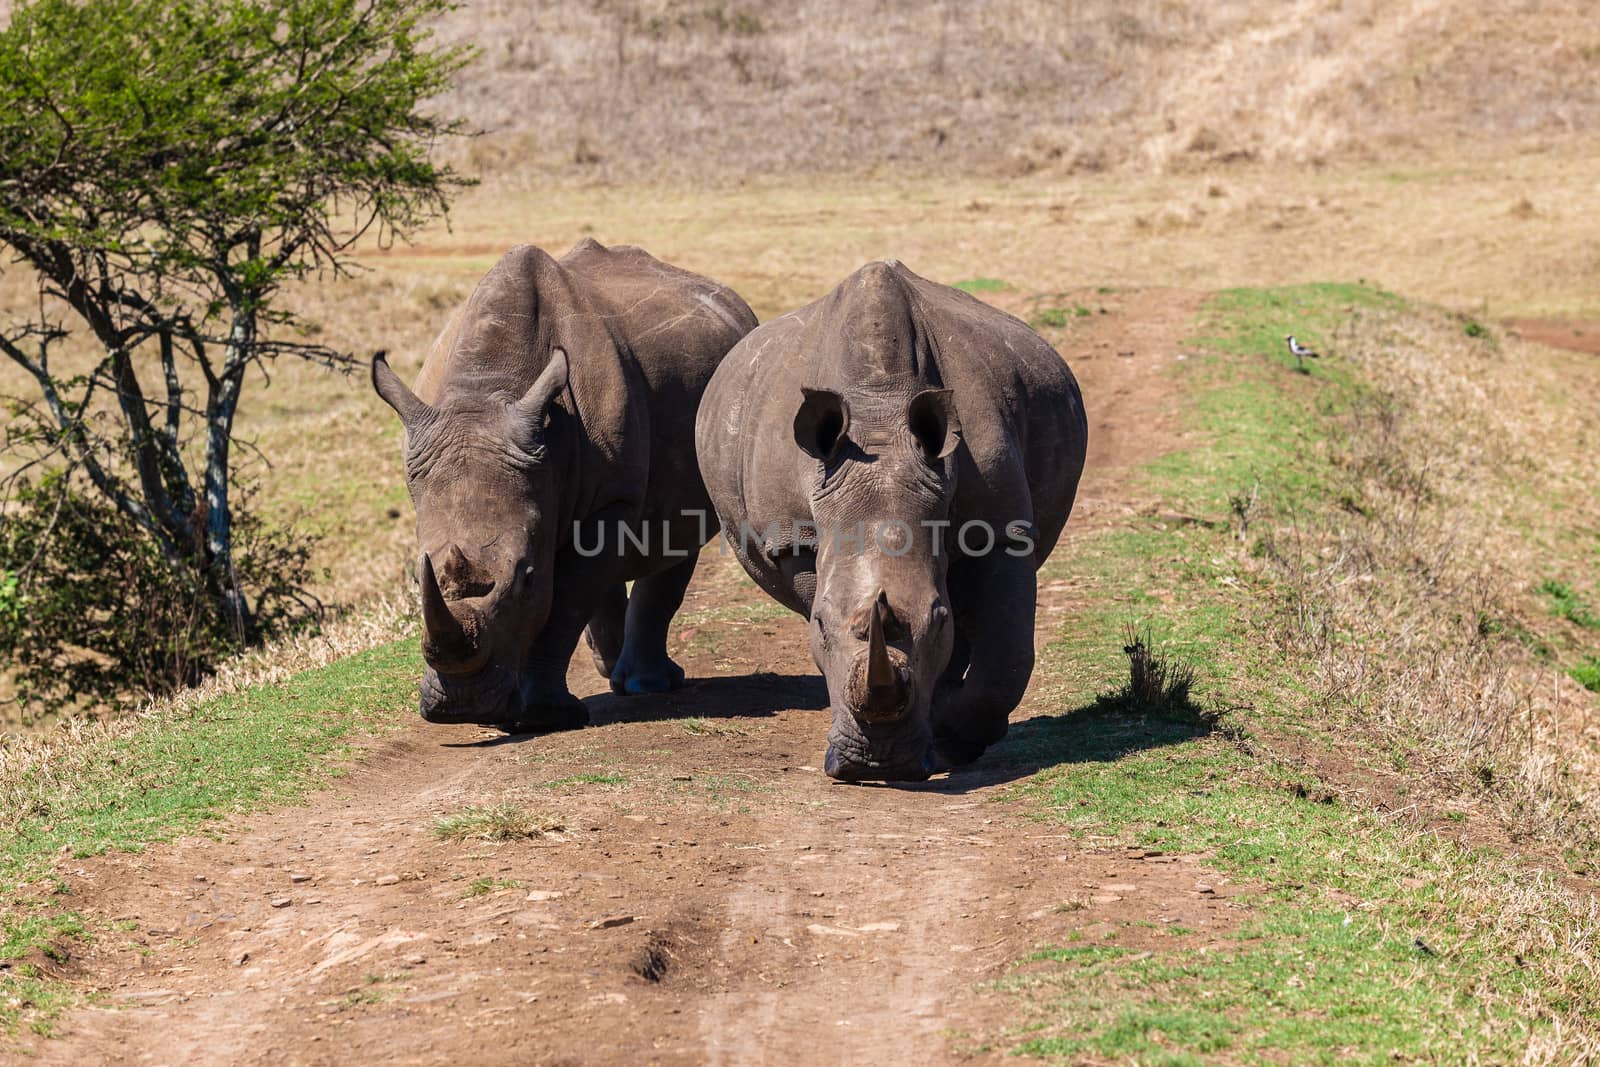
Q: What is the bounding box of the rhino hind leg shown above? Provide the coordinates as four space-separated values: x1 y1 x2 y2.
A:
610 554 697 695
584 584 628 680
933 553 1037 766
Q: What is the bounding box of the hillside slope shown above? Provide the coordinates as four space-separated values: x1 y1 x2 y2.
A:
434 0 1600 179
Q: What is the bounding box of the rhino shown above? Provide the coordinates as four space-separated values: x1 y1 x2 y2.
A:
373 240 756 731
695 260 1087 781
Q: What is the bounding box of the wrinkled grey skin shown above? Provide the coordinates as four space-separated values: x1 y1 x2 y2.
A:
696 261 1086 781
374 240 756 732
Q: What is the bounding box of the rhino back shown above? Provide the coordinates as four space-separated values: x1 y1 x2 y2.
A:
560 238 756 389
559 238 757 523
897 270 1087 563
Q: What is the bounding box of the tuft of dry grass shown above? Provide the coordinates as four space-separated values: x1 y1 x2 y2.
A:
679 716 747 737
1117 624 1197 717
430 803 564 842
1091 624 1215 731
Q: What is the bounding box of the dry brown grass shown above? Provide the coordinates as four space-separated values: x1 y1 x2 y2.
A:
1243 305 1600 841
426 0 1600 181
431 802 564 842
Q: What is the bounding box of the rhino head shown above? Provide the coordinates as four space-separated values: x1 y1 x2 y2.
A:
792 383 963 782
372 349 571 727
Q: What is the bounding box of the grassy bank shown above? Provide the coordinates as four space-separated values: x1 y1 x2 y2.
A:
993 285 1600 1061
0 639 421 1034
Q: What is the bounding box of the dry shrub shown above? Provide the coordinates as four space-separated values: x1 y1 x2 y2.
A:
1245 305 1600 841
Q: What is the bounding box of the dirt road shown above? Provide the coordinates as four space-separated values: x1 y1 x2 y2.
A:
37 290 1235 1065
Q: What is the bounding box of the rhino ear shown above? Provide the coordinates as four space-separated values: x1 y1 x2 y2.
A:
793 387 850 461
512 347 570 435
371 350 432 427
907 388 960 462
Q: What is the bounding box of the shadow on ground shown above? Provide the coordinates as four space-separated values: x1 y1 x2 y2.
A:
449 666 1215 797
586 671 829 725
447 672 829 748
859 705 1218 796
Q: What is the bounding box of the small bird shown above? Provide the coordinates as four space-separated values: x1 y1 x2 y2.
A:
1285 334 1319 369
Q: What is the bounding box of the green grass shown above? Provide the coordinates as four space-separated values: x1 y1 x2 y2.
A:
1573 657 1600 694
543 771 626 788
1000 284 1593 1062
1029 304 1092 329
6 641 417 866
952 277 1009 292
1539 579 1600 629
1007 738 1547 1061
0 639 421 1035
460 876 522 898
1536 580 1600 691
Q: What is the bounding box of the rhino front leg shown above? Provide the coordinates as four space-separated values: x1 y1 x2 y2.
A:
933 552 1037 767
584 583 628 680
610 553 697 695
511 550 625 733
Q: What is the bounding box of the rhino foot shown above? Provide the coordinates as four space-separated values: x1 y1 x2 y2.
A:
609 657 687 696
501 696 590 735
932 732 989 769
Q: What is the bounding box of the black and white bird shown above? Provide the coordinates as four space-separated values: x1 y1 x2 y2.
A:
1285 334 1319 368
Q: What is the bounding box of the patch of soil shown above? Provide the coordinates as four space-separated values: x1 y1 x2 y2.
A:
26 290 1233 1065
1505 318 1600 356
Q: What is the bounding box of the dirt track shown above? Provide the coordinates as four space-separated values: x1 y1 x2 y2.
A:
36 290 1239 1066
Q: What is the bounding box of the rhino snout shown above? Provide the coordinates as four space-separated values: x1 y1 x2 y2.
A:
841 586 915 723
418 663 519 725
824 724 938 783
419 551 490 675
843 645 913 724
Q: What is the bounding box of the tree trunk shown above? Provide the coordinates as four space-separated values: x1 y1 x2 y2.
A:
204 311 255 642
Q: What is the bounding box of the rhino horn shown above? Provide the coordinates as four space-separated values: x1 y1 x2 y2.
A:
420 553 477 667
844 589 910 723
866 590 896 690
